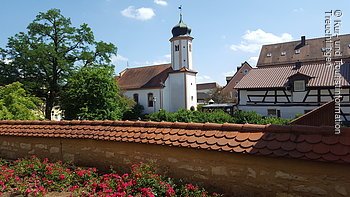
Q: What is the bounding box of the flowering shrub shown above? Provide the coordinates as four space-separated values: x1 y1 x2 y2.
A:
0 156 222 196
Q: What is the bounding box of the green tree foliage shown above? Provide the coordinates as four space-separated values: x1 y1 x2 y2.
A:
147 109 290 125
61 66 129 120
0 82 42 120
0 9 117 119
146 109 234 124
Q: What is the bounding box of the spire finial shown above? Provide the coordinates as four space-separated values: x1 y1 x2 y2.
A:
178 5 182 22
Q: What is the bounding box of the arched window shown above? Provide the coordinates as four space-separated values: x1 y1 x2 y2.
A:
148 93 154 107
133 93 139 104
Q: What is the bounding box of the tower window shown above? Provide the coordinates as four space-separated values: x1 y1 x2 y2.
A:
133 93 139 104
148 93 154 107
175 45 179 51
189 44 192 51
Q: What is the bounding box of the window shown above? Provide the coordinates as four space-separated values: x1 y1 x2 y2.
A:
295 49 300 54
148 93 154 107
189 44 192 51
267 109 281 117
281 51 286 56
243 69 249 75
267 53 272 57
293 80 305 92
175 45 179 51
191 96 193 101
133 93 139 104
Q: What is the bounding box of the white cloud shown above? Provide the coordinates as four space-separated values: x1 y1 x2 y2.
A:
111 54 128 66
247 56 259 66
197 74 213 83
154 0 167 6
133 54 171 66
121 6 155 21
230 29 293 53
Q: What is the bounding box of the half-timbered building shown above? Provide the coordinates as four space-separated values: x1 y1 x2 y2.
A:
235 35 350 124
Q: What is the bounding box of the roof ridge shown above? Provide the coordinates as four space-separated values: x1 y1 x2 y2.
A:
0 120 346 135
125 63 171 70
262 34 350 47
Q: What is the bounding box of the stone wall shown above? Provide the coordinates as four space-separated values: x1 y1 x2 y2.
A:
1 136 349 197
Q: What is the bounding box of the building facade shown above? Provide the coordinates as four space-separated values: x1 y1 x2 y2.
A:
117 14 197 114
222 61 252 103
235 35 350 124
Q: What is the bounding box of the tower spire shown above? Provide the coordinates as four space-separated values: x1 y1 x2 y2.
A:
178 5 182 22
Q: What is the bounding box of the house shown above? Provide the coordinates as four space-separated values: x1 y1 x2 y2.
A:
117 14 197 114
235 35 350 123
222 61 252 103
196 82 221 104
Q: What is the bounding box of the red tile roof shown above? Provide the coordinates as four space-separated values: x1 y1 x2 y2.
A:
235 63 350 89
0 120 349 164
117 64 172 90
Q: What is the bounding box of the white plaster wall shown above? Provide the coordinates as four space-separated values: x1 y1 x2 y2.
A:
171 40 180 70
238 105 318 119
168 73 185 112
124 89 161 114
186 74 197 110
188 40 193 70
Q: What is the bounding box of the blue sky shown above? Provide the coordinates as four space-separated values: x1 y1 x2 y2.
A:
0 0 349 85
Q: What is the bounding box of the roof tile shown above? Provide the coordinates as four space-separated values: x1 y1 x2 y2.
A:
0 120 349 164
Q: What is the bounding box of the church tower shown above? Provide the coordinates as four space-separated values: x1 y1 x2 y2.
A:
167 7 197 112
170 12 193 70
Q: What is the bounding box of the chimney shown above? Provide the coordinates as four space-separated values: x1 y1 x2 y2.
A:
295 61 302 69
301 36 306 46
294 36 306 50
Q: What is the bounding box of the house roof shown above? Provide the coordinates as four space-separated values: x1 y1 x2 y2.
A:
257 34 350 67
117 64 173 90
235 63 350 89
222 62 252 93
197 82 220 90
291 100 335 126
0 120 349 164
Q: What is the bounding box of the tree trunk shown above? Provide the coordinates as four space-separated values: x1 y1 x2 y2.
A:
45 92 54 120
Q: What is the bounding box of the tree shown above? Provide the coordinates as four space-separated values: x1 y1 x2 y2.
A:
61 65 130 120
206 87 234 104
0 9 117 119
0 82 43 120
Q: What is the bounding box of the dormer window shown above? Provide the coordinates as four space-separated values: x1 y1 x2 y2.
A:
175 45 179 51
293 80 305 92
295 49 300 54
281 51 286 56
267 53 272 57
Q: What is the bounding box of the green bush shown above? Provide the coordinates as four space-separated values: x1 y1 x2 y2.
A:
147 109 289 125
147 109 233 124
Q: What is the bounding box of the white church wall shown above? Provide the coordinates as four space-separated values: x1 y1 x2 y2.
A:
168 73 186 112
185 73 197 110
181 40 188 69
124 89 161 114
172 40 180 70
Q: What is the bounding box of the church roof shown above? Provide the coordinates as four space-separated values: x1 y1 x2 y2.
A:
116 64 173 90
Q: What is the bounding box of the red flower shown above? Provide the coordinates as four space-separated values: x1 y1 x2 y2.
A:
59 174 65 180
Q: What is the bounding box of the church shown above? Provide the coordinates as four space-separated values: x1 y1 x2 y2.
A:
116 14 197 114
